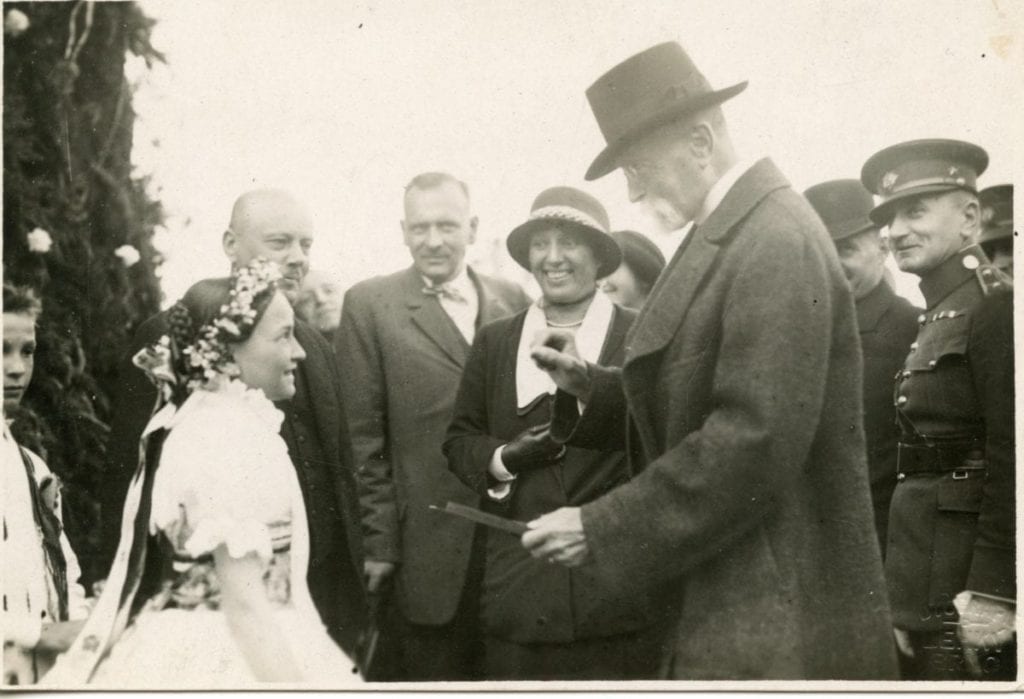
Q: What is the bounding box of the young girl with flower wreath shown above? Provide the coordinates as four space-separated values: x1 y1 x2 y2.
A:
44 259 361 687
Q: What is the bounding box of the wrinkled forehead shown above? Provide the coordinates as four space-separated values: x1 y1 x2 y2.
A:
234 199 314 240
404 182 471 219
892 190 973 216
300 270 342 291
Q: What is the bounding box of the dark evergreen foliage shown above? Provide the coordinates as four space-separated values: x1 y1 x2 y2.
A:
3 1 165 587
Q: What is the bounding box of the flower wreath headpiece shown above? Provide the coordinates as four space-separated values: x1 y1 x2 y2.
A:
133 258 282 404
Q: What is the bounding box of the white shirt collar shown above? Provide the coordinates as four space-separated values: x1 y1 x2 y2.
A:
695 159 755 225
422 264 474 296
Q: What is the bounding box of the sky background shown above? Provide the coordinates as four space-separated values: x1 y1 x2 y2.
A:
130 0 1022 308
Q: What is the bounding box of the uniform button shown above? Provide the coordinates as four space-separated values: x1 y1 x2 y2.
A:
902 370 912 379
928 360 937 368
909 342 919 352
897 473 906 482
298 434 306 443
917 314 927 324
897 395 908 406
962 254 979 270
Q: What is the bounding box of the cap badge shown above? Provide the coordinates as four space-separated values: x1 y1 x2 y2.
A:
881 172 898 193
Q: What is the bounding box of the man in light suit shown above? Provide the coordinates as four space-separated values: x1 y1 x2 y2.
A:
524 42 898 679
337 172 530 680
98 190 368 664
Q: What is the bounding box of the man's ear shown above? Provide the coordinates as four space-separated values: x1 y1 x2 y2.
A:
468 215 479 245
687 122 714 163
961 198 981 241
222 228 238 262
877 232 890 255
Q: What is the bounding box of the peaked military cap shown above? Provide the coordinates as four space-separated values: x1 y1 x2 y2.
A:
978 184 1013 244
803 179 878 241
584 42 747 181
861 139 988 226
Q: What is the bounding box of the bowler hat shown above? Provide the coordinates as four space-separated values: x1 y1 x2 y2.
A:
584 42 748 181
610 230 665 288
507 186 621 277
861 139 988 226
978 184 1013 244
803 179 878 241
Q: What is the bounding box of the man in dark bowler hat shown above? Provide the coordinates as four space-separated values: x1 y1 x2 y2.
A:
97 189 369 664
336 172 530 680
522 42 898 680
978 184 1013 276
804 179 920 554
861 140 1015 681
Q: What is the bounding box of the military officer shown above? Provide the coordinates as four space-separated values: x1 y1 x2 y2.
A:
804 179 920 554
978 184 1013 276
862 139 1015 681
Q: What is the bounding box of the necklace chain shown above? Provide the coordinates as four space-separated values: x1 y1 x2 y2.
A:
545 318 584 328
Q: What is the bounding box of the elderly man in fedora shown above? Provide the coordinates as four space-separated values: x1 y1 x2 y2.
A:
523 42 898 680
804 179 920 554
444 187 658 680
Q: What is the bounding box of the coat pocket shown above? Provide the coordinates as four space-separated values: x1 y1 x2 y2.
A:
927 474 984 609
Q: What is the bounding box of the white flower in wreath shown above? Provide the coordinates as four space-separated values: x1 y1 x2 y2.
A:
114 244 141 267
26 227 53 254
4 9 30 37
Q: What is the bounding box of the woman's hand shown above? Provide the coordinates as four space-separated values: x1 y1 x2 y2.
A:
36 619 86 653
215 547 304 682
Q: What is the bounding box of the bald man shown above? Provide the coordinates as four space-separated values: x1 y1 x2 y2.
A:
98 189 369 666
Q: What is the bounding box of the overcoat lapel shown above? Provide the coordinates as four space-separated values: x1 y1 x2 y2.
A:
402 268 469 368
294 321 341 462
625 158 791 365
473 268 523 327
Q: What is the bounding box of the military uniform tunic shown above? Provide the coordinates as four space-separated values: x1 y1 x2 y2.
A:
885 244 1014 633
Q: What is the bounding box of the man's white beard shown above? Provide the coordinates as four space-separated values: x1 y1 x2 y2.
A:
639 196 688 234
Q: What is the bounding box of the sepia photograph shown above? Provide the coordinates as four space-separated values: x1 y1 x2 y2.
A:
2 0 1019 690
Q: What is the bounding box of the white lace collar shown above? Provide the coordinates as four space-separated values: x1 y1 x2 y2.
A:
152 378 284 436
515 291 615 410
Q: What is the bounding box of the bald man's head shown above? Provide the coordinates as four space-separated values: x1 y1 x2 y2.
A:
223 189 314 303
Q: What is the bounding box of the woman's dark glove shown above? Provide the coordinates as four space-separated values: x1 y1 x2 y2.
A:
500 423 566 475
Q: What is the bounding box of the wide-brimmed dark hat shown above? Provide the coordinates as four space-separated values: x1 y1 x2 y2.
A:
979 184 1013 244
584 42 748 181
860 139 988 226
803 179 878 242
507 186 621 277
610 230 665 288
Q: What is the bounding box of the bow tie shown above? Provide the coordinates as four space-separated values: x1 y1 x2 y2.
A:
423 282 468 304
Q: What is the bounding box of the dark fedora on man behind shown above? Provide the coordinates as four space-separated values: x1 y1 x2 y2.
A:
803 179 878 241
584 41 748 180
979 184 1013 245
507 186 622 277
610 230 666 288
860 138 988 226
